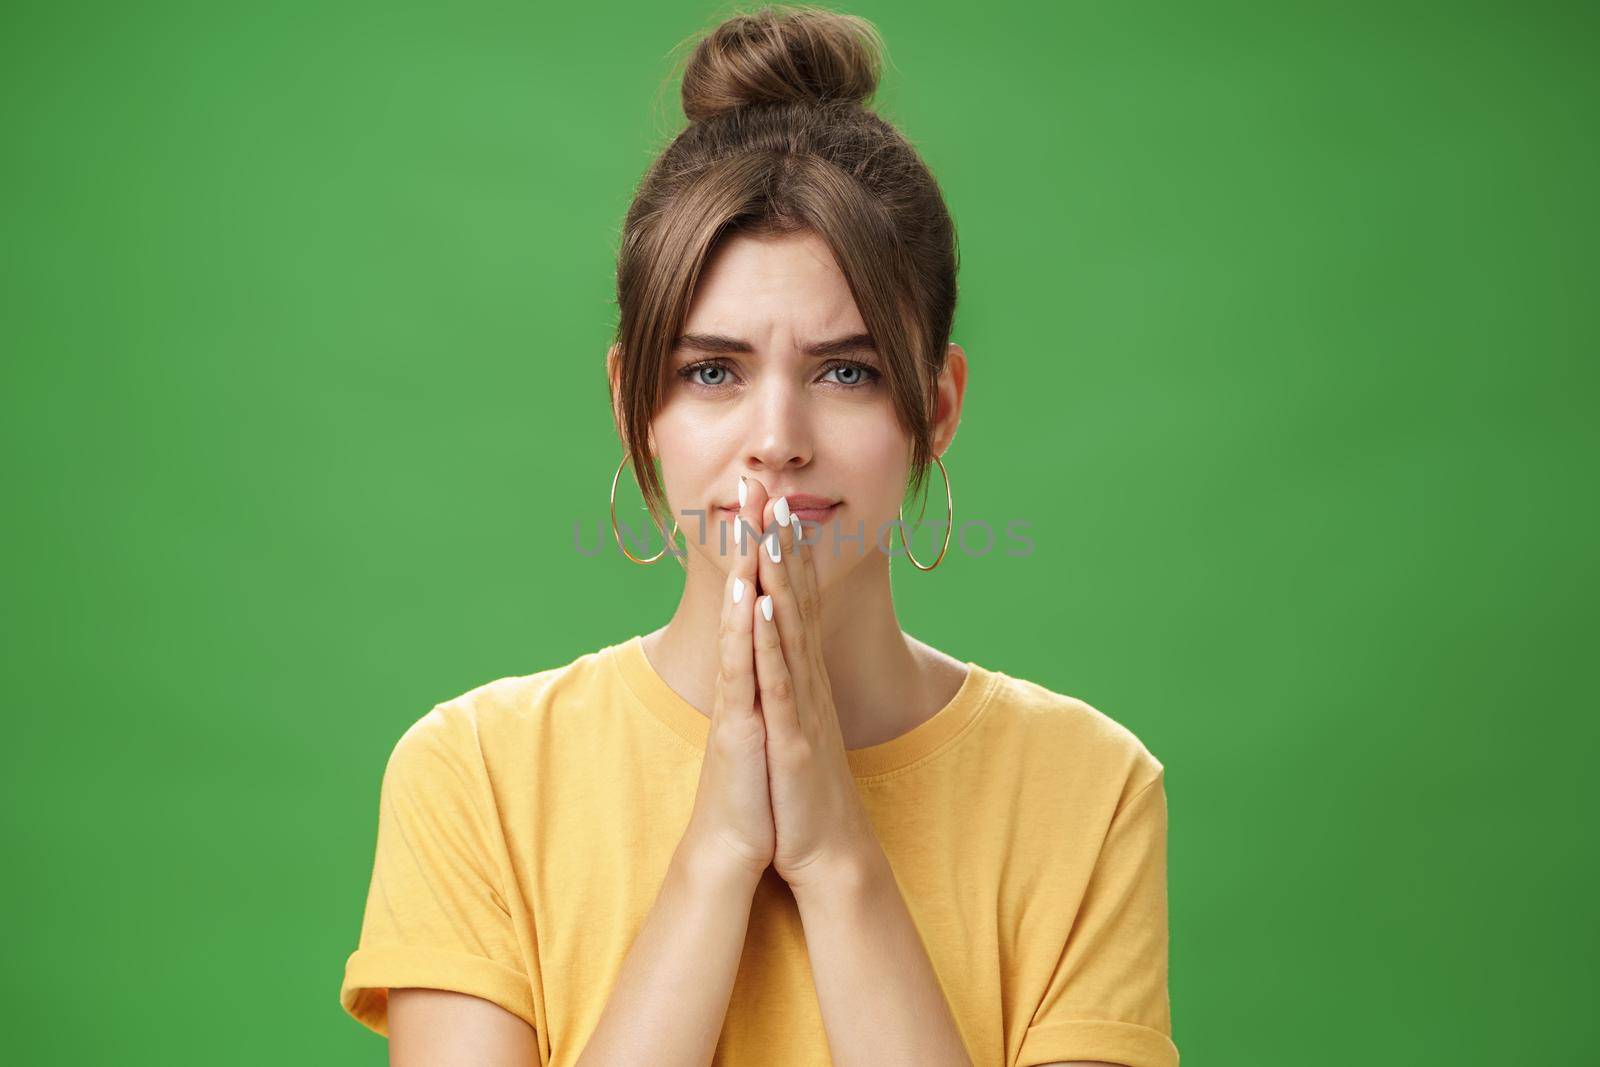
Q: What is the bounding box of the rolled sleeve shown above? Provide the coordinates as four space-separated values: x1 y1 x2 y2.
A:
1017 770 1178 1067
337 705 536 1039
341 945 536 1038
1017 1017 1179 1067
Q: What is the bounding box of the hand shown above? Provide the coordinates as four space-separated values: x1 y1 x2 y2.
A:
752 492 881 891
678 476 774 885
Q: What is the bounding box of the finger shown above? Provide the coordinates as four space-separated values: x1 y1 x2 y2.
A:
715 473 763 730
733 475 767 580
732 476 766 708
753 591 801 744
757 497 813 713
780 500 819 646
714 557 758 730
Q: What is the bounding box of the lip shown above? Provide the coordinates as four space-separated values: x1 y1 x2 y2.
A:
717 499 840 525
775 494 839 511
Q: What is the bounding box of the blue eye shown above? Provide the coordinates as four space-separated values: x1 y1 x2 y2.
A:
685 362 730 387
676 359 881 391
823 362 878 387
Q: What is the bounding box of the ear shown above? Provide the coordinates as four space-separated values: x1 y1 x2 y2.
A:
931 341 968 455
606 343 625 438
607 343 657 457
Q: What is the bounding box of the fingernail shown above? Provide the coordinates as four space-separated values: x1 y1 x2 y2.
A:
759 594 773 621
733 517 742 547
732 577 745 604
737 476 747 507
774 495 790 527
766 530 781 563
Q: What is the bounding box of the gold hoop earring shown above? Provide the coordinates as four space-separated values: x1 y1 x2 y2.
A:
610 453 681 566
897 453 953 571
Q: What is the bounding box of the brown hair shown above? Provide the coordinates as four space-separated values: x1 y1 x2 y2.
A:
609 3 959 537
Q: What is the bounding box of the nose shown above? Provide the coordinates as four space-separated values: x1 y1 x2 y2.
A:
743 373 814 474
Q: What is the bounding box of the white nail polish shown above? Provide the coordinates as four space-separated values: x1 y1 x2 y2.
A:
760 595 773 621
774 495 790 527
737 476 747 507
766 530 781 563
733 517 742 547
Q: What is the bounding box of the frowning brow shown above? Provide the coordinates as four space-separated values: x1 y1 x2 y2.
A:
671 332 878 358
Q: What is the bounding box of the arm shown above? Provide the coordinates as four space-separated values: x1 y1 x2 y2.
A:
792 850 1132 1067
789 842 973 1067
388 988 538 1066
573 841 764 1066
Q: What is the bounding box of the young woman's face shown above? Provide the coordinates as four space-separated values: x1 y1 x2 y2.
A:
651 229 908 588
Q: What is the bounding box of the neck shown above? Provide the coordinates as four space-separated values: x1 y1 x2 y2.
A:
642 546 931 750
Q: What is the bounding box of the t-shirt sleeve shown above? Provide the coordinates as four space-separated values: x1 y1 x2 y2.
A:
1016 768 1179 1067
338 705 536 1039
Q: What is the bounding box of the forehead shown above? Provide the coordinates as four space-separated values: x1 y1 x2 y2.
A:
682 230 868 337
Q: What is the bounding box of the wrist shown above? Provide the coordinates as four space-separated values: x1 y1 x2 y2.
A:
786 838 890 906
672 834 767 896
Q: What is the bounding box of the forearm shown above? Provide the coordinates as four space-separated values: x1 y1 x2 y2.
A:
575 842 761 1066
791 846 973 1067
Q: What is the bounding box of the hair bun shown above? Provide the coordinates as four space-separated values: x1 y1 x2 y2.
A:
679 4 884 124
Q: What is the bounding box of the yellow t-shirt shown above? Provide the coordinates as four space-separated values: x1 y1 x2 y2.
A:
339 635 1178 1067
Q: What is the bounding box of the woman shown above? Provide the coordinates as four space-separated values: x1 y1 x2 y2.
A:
339 6 1177 1066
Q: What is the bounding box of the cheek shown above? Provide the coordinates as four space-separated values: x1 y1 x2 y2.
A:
648 415 697 508
851 429 907 469
652 414 742 504
817 426 910 559
840 424 910 504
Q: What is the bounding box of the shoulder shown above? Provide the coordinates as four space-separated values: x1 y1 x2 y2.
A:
383 643 619 776
981 667 1167 799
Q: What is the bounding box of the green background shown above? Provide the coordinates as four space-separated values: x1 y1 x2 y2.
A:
3 1 1593 1062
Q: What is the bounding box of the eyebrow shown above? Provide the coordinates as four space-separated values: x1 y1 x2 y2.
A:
671 332 878 359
